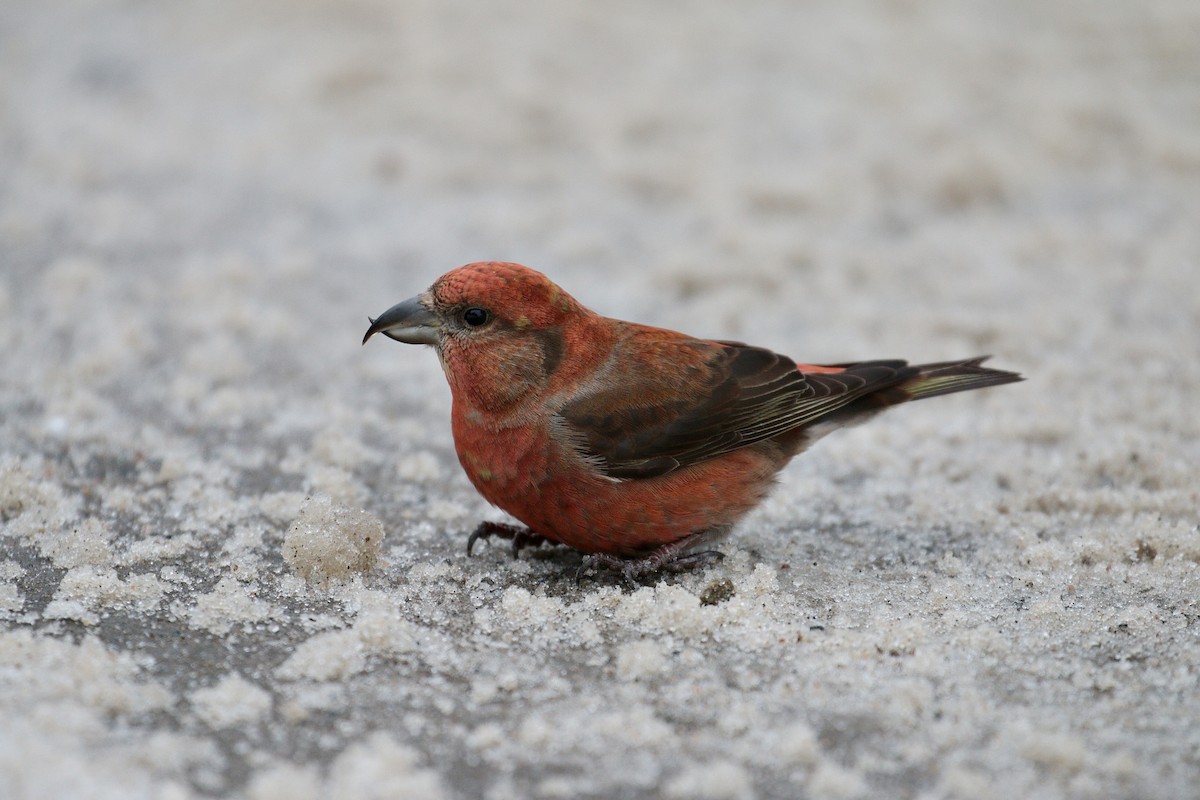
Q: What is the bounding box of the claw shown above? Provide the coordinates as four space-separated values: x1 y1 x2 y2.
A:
467 521 550 558
576 533 726 585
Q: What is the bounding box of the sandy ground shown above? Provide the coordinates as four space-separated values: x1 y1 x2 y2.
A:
2 2 1199 798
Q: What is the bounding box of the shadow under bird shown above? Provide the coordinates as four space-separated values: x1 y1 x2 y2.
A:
364 261 1022 580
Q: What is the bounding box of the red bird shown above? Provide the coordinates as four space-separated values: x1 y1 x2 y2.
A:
364 262 1021 579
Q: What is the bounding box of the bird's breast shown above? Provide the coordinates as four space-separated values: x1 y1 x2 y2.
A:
450 405 558 500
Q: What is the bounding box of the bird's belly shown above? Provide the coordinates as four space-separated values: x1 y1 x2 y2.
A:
452 417 781 557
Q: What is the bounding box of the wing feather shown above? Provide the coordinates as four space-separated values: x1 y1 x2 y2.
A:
557 337 914 479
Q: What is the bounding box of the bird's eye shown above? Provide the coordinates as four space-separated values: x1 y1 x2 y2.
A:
462 307 490 327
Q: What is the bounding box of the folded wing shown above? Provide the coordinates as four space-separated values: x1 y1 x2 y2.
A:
557 337 919 480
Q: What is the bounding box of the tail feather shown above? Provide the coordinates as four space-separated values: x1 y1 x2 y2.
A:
897 356 1023 401
831 356 1022 416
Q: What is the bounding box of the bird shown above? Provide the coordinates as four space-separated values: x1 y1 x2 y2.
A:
363 261 1022 580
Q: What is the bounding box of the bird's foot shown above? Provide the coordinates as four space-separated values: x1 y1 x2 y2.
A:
467 521 551 559
576 535 725 586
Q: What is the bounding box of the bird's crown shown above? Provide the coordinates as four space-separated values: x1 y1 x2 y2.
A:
431 262 579 328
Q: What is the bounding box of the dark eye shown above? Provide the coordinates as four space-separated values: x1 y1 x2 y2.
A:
462 307 490 327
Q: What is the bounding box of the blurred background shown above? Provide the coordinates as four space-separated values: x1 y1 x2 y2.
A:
2 2 1198 798
5 2 1197 361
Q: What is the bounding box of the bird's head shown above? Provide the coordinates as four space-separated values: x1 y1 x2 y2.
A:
364 262 592 414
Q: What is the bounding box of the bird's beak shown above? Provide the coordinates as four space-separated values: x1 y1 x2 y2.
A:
362 294 441 346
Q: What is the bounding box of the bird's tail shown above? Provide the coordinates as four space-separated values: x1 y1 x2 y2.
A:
897 356 1023 400
835 357 1022 419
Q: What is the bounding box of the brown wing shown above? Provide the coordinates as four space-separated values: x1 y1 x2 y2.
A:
557 337 915 480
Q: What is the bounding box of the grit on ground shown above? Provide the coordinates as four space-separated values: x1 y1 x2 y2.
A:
1 3 1197 799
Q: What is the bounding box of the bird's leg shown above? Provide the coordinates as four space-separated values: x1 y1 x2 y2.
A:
467 521 551 559
576 532 725 585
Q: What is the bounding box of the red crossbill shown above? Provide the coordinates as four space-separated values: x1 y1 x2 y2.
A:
364 262 1021 580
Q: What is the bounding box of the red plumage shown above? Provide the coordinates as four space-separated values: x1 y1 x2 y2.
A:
364 262 1022 577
